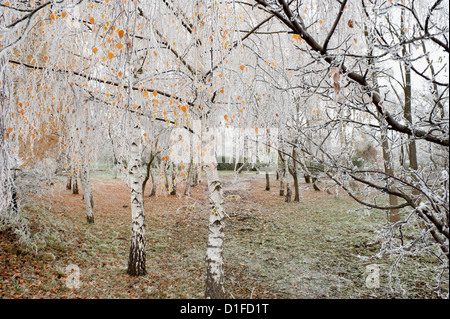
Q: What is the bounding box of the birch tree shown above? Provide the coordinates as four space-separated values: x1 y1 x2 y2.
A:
247 0 449 295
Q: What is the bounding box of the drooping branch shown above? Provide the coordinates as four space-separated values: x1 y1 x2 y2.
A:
253 0 449 147
8 59 195 107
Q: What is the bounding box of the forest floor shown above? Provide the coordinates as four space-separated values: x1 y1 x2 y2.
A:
0 170 447 299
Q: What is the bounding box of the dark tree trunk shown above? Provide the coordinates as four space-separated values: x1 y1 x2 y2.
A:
192 166 199 187
288 148 300 202
72 172 79 194
278 151 286 196
142 156 155 196
164 163 169 190
149 169 156 197
312 177 321 191
304 174 311 184
285 182 292 203
293 172 299 202
66 171 72 190
265 165 270 191
170 163 177 195
86 211 94 224
127 230 147 276
184 160 192 196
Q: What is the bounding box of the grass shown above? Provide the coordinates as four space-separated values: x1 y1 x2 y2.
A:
0 171 447 298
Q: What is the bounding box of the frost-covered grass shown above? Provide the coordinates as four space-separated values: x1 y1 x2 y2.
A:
0 172 446 298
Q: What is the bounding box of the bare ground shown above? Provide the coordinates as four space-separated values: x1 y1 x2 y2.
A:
0 171 446 298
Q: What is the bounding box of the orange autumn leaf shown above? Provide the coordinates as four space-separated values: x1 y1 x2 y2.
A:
181 105 187 113
118 30 125 38
143 91 149 98
116 43 124 50
7 127 13 134
293 34 301 41
89 16 95 24
153 91 158 97
108 51 114 59
92 47 98 54
239 65 244 70
224 114 228 121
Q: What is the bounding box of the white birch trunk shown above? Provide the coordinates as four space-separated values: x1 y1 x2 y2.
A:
204 163 225 298
265 163 270 191
127 116 147 276
0 40 15 216
80 155 94 224
184 159 192 196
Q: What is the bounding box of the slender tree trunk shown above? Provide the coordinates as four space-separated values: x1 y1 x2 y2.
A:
278 151 286 196
80 152 94 224
11 169 18 214
184 159 193 196
66 169 72 190
285 182 292 202
127 115 147 277
149 168 156 197
142 153 155 196
0 33 16 216
401 17 420 206
164 162 169 190
381 130 400 223
265 163 270 191
170 162 177 195
312 177 321 192
363 22 400 223
204 163 225 299
72 169 79 195
293 172 299 202
192 164 199 187
279 173 285 196
276 153 282 181
288 148 300 202
304 174 311 184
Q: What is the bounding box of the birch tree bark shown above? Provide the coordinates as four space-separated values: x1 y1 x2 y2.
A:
66 169 72 190
0 43 14 216
127 113 147 276
288 148 300 202
184 158 193 196
72 168 79 195
204 160 226 299
79 143 94 224
125 4 147 277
